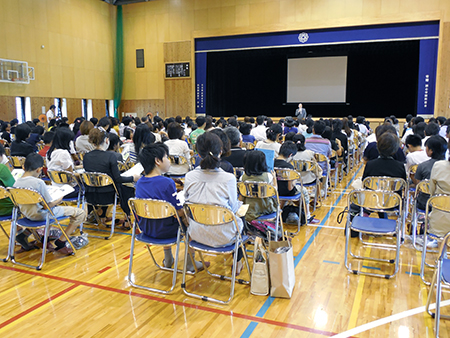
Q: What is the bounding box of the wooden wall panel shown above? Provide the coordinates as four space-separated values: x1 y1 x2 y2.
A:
118 99 165 119
66 98 82 123
436 22 450 118
92 99 106 119
30 97 54 120
164 41 192 118
0 96 17 122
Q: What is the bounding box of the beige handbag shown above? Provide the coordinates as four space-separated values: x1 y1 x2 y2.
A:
268 239 295 298
250 237 270 296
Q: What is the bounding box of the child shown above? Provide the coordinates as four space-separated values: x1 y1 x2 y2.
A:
240 150 277 221
13 153 86 255
135 143 205 271
38 131 54 158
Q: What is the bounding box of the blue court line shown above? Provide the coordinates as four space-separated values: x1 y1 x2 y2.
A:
323 260 340 265
405 271 420 276
362 265 381 271
80 226 132 236
240 165 363 338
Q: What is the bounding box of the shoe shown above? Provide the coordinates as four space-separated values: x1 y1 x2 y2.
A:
86 212 97 224
55 243 74 255
309 218 320 224
187 260 210 273
69 234 89 250
285 212 299 224
427 239 438 248
235 260 244 276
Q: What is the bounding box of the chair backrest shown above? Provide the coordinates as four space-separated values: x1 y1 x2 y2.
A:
415 180 431 197
9 156 25 168
241 142 255 150
426 194 450 214
0 186 10 200
77 152 85 162
409 164 418 176
168 155 190 172
348 189 402 211
128 198 178 219
274 167 302 182
184 202 237 227
8 187 45 205
117 161 128 172
80 172 116 190
362 176 407 194
237 181 279 200
47 170 80 187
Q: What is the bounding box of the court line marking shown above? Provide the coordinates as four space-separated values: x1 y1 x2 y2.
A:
240 165 363 338
0 264 342 336
323 260 340 265
332 299 450 338
0 284 79 330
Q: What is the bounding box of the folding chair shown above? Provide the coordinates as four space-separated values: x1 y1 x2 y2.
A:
182 202 251 304
9 156 25 169
237 181 283 240
420 195 450 286
79 172 121 240
347 137 355 171
166 154 191 178
47 170 84 208
345 189 402 278
291 159 321 211
329 149 339 190
127 198 186 294
425 229 450 338
411 180 431 251
314 153 330 196
362 176 408 241
7 187 76 270
241 142 255 150
274 168 307 235
0 187 12 253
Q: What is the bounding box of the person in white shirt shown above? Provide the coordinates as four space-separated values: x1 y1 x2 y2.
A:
46 105 56 123
404 134 429 173
164 122 191 175
250 115 267 142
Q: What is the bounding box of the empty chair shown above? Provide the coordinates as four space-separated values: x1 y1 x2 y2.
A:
182 202 251 304
127 198 185 294
345 189 402 278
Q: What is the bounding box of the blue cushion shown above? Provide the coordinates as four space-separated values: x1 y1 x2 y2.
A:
0 215 12 222
351 216 397 234
257 212 277 221
442 259 450 284
135 233 178 246
279 193 302 201
17 216 69 228
189 235 249 253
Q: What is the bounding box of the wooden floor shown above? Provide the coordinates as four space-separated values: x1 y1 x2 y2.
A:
0 163 449 338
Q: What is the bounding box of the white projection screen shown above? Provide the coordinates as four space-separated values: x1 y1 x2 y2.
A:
287 56 348 103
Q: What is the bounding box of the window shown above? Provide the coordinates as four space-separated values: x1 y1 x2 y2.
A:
81 99 87 119
87 99 93 120
105 99 114 117
15 97 25 123
136 49 144 68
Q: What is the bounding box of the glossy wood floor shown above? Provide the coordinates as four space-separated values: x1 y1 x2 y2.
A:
0 163 448 338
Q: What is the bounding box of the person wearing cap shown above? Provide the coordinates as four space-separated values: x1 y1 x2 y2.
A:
283 117 298 135
295 103 307 120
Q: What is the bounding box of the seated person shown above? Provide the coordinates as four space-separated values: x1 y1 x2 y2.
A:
363 123 406 163
135 144 204 271
10 123 34 158
222 126 246 168
27 126 45 152
404 134 429 173
164 122 191 176
75 121 95 153
239 123 255 144
107 133 124 162
38 131 54 158
291 134 322 185
256 124 282 157
210 129 234 174
13 153 86 255
413 135 447 210
240 150 276 222
83 128 140 229
184 132 245 274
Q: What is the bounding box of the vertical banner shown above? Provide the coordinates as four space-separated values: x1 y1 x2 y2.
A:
114 5 124 119
417 39 439 116
195 52 207 115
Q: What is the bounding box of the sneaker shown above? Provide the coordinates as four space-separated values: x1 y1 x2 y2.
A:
55 242 74 255
86 211 97 224
286 212 300 224
69 234 89 250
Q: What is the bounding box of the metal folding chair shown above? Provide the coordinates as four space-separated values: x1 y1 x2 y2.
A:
241 142 255 150
345 189 402 278
237 181 283 240
314 153 330 196
79 172 121 240
425 229 450 338
7 187 76 270
47 170 84 208
166 154 191 178
274 168 307 235
128 198 186 294
182 202 251 304
291 159 322 211
420 195 450 286
9 156 25 169
411 180 431 251
0 186 12 242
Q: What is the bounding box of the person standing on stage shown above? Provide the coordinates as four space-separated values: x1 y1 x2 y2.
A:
295 103 307 120
46 105 57 124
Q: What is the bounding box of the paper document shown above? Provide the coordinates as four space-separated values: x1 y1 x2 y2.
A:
11 169 25 180
47 184 75 202
237 204 249 218
121 163 144 178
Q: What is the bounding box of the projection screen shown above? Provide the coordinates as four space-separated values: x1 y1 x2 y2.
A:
287 56 348 103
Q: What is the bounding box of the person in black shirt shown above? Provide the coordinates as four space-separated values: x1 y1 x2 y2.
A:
210 129 234 174
10 123 34 157
363 123 406 163
222 127 246 168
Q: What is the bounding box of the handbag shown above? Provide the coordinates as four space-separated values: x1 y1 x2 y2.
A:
250 237 270 296
268 238 295 298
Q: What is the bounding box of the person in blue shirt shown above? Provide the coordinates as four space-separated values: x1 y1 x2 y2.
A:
135 143 206 271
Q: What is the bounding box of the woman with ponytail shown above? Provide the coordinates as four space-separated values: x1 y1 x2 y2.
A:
184 132 245 274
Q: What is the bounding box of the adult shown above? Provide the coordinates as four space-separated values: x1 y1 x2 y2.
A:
164 122 191 175
222 126 246 168
363 124 406 163
283 117 298 135
295 103 307 120
10 123 34 157
251 115 267 142
75 121 95 153
46 105 56 123
304 120 332 177
128 123 155 163
255 124 282 157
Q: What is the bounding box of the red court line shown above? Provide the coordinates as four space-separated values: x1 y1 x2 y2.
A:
97 266 112 274
0 284 78 329
0 265 350 336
